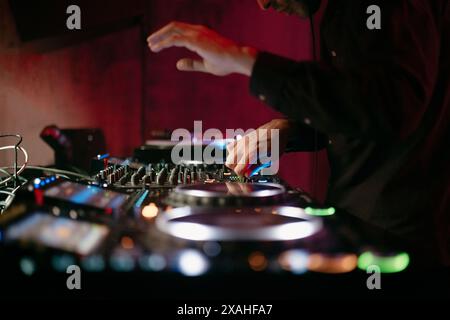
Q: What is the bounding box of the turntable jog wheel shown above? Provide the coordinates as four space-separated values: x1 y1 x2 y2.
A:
156 206 323 241
168 182 286 207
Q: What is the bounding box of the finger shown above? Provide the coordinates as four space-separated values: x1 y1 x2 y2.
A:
225 141 239 169
235 133 258 165
149 34 192 53
234 161 249 177
225 182 241 195
243 164 259 178
226 140 237 155
237 182 251 193
231 137 248 174
176 58 207 73
147 22 181 46
147 21 197 45
235 155 258 177
225 151 238 170
234 143 258 176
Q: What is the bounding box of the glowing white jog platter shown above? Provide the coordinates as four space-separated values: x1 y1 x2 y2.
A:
156 206 323 242
168 182 286 207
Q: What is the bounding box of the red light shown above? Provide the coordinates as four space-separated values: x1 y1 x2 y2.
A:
105 207 113 215
34 189 44 206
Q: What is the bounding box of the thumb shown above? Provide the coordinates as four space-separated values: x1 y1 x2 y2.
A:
176 58 207 72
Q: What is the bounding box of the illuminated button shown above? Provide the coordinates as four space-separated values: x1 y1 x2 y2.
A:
120 236 134 250
110 253 135 272
20 257 36 276
305 207 336 217
304 118 311 125
51 254 75 272
69 210 78 219
139 254 166 272
248 251 268 272
142 203 158 219
203 242 221 257
258 94 267 102
308 253 357 274
357 252 410 273
81 255 105 272
52 206 61 216
331 50 337 57
278 250 309 274
177 250 209 277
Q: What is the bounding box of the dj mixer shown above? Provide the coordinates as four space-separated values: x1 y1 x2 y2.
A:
0 149 418 299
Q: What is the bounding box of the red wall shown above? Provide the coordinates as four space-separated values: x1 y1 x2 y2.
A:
0 27 142 165
0 0 328 200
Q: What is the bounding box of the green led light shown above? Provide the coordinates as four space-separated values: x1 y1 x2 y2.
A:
357 251 410 273
305 207 336 216
20 257 36 276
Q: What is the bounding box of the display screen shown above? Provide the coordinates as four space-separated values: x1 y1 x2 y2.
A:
5 212 109 255
44 181 128 210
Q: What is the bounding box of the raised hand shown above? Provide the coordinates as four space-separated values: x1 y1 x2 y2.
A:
147 21 258 76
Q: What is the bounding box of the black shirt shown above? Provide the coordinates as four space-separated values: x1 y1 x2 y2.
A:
250 0 449 264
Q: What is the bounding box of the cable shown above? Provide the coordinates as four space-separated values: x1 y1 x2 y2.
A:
0 178 27 214
0 145 28 186
0 168 27 183
0 135 28 213
0 134 23 182
24 166 94 181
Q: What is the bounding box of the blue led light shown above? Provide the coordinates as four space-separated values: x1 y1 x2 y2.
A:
81 255 105 272
97 153 110 160
134 190 149 208
51 254 76 272
110 254 135 272
108 194 128 210
213 141 228 150
70 186 100 204
249 162 271 178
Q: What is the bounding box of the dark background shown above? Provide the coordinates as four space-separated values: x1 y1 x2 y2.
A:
0 0 329 200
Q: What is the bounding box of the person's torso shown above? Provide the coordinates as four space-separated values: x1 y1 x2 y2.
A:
319 0 449 256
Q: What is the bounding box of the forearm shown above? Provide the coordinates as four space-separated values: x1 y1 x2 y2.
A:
250 51 435 141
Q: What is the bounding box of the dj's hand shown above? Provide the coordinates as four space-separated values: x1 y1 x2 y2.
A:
147 21 258 76
226 119 292 177
225 182 251 195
